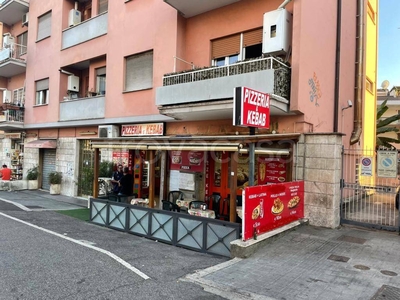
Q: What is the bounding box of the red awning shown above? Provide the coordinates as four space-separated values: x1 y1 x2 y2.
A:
24 139 57 149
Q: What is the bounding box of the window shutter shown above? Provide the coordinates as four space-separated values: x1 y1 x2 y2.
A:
125 51 153 91
96 67 106 76
243 28 263 47
37 11 52 41
36 79 49 91
99 0 108 14
212 34 240 59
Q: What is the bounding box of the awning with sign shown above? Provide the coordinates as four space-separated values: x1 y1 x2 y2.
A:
24 139 57 149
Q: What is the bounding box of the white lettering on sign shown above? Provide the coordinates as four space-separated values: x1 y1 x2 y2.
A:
244 89 270 109
247 110 267 126
122 123 164 136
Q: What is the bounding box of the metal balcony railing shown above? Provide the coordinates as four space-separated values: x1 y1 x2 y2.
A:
0 43 27 62
163 57 290 86
0 110 24 122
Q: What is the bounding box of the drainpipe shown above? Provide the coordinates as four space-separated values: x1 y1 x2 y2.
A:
350 0 365 145
333 0 342 132
278 0 292 9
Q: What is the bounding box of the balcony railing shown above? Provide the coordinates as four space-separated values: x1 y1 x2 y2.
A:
163 57 291 99
0 43 27 62
0 109 24 122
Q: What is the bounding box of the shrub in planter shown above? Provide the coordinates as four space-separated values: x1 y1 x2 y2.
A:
99 161 114 178
49 171 63 184
27 165 39 180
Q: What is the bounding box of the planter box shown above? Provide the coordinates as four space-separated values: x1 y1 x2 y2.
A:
28 180 38 190
50 184 61 195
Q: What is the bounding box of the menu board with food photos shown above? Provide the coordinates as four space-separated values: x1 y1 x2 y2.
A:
170 150 204 172
258 157 287 185
242 181 304 241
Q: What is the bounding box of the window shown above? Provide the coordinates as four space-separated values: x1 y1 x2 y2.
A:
211 28 262 66
125 51 153 92
13 88 25 106
96 67 106 95
37 11 52 41
17 32 28 56
99 0 108 14
35 79 49 105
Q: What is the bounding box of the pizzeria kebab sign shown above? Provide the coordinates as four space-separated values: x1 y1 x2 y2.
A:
242 181 304 241
233 86 270 129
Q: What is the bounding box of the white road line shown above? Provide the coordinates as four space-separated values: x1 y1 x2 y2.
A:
0 198 31 211
0 212 150 280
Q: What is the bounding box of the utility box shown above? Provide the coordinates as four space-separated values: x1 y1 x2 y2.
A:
68 9 81 27
67 75 79 92
262 9 292 55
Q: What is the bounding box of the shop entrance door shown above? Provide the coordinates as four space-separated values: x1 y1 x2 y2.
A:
42 149 56 190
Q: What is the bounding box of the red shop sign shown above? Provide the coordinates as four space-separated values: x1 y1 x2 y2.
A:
233 86 270 129
258 157 287 185
242 181 304 241
170 150 204 172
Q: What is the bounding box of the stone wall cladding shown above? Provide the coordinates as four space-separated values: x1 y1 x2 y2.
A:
56 138 79 197
296 133 342 228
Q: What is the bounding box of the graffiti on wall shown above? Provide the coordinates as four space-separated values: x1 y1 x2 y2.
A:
308 72 322 106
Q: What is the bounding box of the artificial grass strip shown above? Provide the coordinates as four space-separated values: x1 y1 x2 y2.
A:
56 208 90 222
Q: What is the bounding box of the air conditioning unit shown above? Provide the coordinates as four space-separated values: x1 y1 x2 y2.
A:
68 9 81 27
262 9 292 55
2 90 11 103
98 125 119 138
3 33 15 49
22 12 29 26
67 75 79 92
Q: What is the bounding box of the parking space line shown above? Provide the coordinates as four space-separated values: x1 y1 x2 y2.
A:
0 211 150 280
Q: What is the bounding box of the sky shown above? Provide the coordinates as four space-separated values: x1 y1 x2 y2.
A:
378 0 400 89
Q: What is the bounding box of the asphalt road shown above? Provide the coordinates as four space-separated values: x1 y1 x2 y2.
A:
0 201 228 300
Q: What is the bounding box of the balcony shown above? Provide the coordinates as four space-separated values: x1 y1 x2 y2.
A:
0 0 29 26
0 44 27 77
164 0 240 18
59 95 105 122
0 105 24 131
156 57 291 121
62 12 108 49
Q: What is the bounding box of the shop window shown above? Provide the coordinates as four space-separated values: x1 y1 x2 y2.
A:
35 78 49 105
78 140 95 196
124 50 153 92
37 11 52 41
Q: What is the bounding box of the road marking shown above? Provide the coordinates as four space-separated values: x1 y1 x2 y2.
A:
0 198 31 211
0 212 150 280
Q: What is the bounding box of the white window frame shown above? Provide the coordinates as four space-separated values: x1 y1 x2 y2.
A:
17 32 28 56
13 87 25 106
35 79 49 105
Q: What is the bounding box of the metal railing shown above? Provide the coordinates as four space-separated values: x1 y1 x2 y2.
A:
0 110 24 122
163 57 290 86
90 197 241 257
0 43 27 62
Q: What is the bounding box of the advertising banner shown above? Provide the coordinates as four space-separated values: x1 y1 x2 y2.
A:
258 157 287 184
242 181 304 241
170 150 205 172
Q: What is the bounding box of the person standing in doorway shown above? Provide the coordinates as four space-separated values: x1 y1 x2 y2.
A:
110 164 123 195
118 166 134 197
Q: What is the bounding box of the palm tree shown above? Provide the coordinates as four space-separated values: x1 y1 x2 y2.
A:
376 99 400 149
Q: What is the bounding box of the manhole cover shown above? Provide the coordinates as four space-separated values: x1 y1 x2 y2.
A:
380 270 398 277
25 206 43 209
371 285 400 299
354 265 370 270
327 254 350 263
337 235 367 244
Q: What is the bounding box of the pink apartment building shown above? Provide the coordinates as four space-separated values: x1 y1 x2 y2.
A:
0 0 377 229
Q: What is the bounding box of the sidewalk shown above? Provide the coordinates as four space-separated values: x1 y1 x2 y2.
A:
184 224 400 300
0 189 87 211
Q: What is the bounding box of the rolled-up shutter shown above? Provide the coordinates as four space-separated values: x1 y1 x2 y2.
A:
212 34 240 59
37 11 52 41
243 28 263 47
42 149 56 190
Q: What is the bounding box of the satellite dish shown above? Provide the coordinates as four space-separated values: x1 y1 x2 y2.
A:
381 80 390 89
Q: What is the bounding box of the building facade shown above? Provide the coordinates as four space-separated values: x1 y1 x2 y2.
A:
0 0 378 228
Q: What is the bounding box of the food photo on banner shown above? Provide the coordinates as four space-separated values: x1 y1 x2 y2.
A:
242 181 304 241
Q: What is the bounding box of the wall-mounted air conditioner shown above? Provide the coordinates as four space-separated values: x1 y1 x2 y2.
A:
67 75 79 92
98 125 119 138
262 9 292 55
68 9 81 27
2 90 11 103
3 33 15 49
22 12 29 26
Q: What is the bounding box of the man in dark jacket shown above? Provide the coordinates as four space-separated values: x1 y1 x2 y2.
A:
110 164 123 194
118 167 134 198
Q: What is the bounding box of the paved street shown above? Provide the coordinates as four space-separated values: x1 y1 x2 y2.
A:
1 190 400 300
